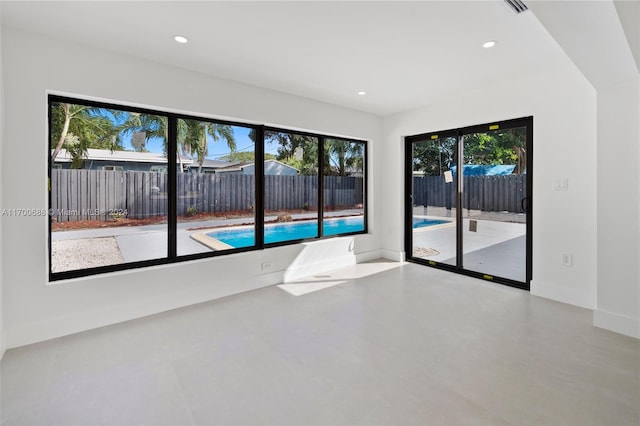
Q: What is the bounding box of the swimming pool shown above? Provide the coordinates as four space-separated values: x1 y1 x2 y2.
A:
206 216 365 248
413 218 451 228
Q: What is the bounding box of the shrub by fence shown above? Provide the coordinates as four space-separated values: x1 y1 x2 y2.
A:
50 169 364 222
412 175 526 213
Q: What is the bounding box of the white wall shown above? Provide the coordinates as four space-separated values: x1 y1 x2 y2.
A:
526 0 640 338
591 3 640 339
613 0 639 72
0 6 5 359
1 28 382 348
594 78 640 338
382 60 598 309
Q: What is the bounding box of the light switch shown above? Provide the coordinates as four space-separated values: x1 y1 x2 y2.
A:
561 253 573 267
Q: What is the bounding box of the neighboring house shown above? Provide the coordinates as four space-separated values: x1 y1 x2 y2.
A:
241 159 299 176
189 159 298 175
53 149 298 175
53 148 194 172
187 158 242 174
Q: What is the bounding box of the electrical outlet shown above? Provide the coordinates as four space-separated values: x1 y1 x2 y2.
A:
553 178 569 191
561 253 573 267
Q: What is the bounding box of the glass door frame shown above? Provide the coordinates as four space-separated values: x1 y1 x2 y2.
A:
404 116 533 290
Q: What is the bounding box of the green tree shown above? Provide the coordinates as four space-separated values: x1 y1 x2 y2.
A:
119 116 236 173
412 137 456 177
218 151 276 163
463 128 526 173
50 103 122 166
179 119 236 173
118 113 185 166
325 139 364 176
412 128 526 177
262 130 319 175
118 112 167 152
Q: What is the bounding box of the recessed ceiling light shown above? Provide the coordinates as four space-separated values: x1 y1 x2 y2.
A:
174 35 189 44
357 91 366 96
483 40 497 49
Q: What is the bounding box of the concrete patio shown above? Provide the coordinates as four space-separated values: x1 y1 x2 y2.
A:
412 214 527 282
51 210 364 267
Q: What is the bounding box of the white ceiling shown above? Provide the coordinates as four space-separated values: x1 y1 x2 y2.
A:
1 1 570 116
528 0 639 90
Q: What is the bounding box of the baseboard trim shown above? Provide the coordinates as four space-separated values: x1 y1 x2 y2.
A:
0 330 6 360
382 249 405 262
5 272 285 349
355 250 383 263
530 279 595 309
593 309 640 339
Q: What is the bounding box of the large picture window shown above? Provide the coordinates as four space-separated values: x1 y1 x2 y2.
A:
263 130 319 245
323 138 365 236
48 96 367 280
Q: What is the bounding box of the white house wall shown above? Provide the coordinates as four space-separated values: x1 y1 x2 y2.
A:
0 28 382 349
528 0 639 339
381 60 598 310
594 78 640 338
0 6 6 359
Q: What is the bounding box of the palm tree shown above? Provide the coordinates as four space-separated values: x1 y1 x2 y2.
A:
50 103 122 164
326 139 364 176
179 119 236 173
118 112 167 150
119 116 235 173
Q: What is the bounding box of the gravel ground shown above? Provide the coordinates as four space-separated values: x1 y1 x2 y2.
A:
51 237 124 273
413 247 440 258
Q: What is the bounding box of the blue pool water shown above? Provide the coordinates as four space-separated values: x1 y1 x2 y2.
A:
207 216 365 248
413 218 451 228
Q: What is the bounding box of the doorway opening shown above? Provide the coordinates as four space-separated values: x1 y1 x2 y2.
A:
405 117 532 289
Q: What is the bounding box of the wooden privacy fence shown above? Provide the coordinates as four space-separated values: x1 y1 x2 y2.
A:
50 169 364 222
412 175 527 213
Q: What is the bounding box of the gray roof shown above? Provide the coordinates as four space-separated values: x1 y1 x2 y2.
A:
53 148 192 165
241 159 299 172
195 158 241 169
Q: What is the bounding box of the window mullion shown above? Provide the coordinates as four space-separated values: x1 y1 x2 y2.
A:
318 136 325 238
168 116 177 259
255 126 265 249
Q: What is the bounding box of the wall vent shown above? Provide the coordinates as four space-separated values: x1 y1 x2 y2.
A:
504 0 528 14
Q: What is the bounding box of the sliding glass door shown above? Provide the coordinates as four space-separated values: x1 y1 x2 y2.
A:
461 126 528 282
409 133 457 267
405 117 532 289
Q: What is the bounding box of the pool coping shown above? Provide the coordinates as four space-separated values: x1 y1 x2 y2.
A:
412 215 456 232
189 216 366 250
190 231 236 251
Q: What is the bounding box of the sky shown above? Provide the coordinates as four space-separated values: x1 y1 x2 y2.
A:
90 107 280 160
122 122 279 159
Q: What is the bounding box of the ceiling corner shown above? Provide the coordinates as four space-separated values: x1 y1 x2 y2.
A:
528 0 639 90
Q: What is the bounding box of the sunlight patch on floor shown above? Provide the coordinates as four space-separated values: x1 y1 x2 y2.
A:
278 280 348 296
278 260 403 296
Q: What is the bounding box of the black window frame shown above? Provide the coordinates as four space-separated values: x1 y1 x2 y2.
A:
404 116 533 290
48 95 368 281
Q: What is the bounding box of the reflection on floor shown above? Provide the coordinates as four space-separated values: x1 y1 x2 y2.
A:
2 261 638 425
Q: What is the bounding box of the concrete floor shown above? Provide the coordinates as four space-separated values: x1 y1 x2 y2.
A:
2 261 638 425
